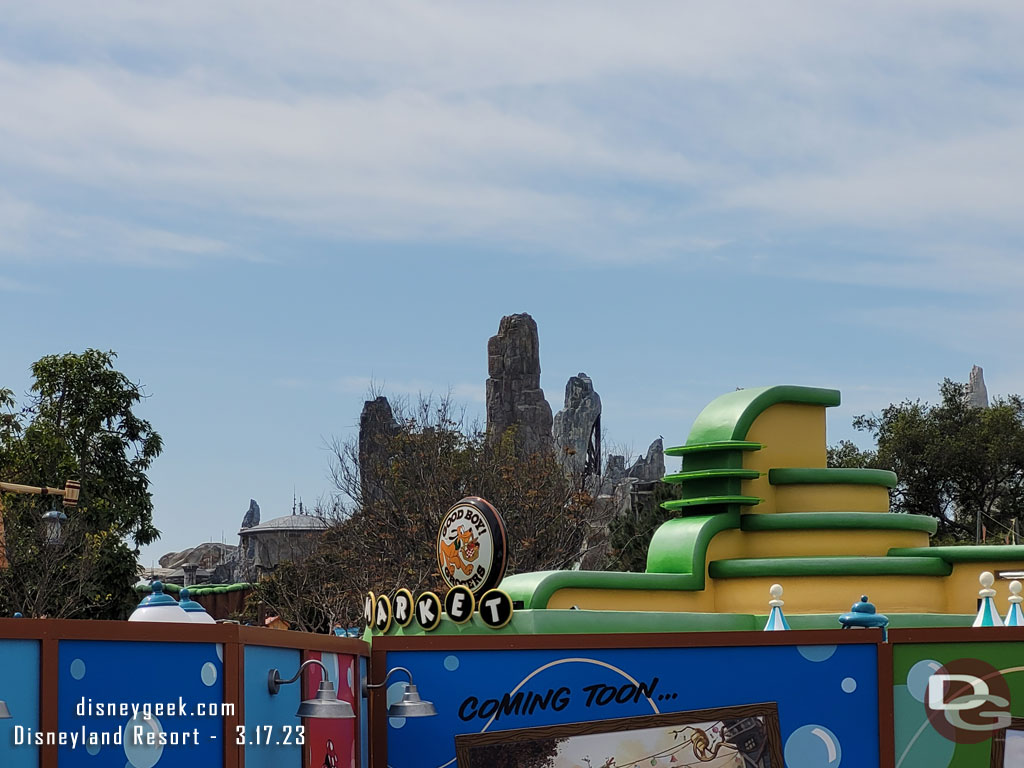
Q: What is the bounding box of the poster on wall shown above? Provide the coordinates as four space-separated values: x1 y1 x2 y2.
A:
455 703 784 768
385 641 877 768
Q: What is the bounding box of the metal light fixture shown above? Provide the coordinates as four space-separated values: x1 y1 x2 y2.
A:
0 699 11 718
268 659 355 719
41 503 67 545
363 666 437 718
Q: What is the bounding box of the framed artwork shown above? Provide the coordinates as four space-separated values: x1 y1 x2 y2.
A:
991 717 1024 767
455 702 783 768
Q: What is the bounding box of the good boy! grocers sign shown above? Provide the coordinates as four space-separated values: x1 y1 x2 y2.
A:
436 496 507 595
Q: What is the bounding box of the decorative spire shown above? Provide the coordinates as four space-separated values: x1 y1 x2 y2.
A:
973 571 1004 627
1006 580 1024 627
764 583 790 631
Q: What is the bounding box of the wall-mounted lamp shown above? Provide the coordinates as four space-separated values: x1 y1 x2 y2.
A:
268 660 355 719
363 667 437 718
0 699 11 718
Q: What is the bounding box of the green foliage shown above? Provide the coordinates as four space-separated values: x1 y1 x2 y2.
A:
0 350 162 618
830 379 1024 543
606 481 683 572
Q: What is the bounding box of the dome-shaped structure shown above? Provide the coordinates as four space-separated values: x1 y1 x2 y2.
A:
238 513 328 575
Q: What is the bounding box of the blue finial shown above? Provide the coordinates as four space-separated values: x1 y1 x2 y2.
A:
13 612 22 618
764 584 790 631
1006 580 1024 627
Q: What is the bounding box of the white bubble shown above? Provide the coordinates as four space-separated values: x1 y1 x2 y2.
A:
444 655 460 671
123 713 163 768
907 659 942 703
70 659 86 680
201 662 218 686
784 724 842 768
841 677 857 693
797 645 837 663
215 644 223 662
347 665 354 690
86 741 101 756
386 682 407 729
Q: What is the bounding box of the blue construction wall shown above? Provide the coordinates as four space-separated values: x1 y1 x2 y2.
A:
242 645 302 768
386 642 878 768
0 639 41 768
57 640 224 768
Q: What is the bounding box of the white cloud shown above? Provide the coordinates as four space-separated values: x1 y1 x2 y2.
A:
1 1 1022 276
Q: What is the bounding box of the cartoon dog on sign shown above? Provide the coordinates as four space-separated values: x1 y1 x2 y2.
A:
439 526 480 578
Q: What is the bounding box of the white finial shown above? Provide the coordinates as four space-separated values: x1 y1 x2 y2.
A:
1010 581 1023 605
980 571 996 597
769 583 784 608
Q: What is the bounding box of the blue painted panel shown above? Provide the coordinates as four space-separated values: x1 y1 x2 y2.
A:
0 639 40 768
57 640 224 768
243 645 302 768
386 643 879 768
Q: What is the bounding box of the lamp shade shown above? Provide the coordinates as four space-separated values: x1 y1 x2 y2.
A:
296 681 355 719
387 684 437 718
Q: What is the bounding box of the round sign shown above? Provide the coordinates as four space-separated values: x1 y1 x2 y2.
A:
477 588 514 629
363 591 376 627
444 585 476 624
374 594 392 634
414 591 443 631
393 588 414 628
436 496 508 595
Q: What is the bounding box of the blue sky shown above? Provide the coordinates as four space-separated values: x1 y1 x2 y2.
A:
1 2 1021 566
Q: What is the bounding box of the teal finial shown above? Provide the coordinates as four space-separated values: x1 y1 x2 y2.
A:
763 584 790 631
839 594 889 640
1005 580 1023 627
177 587 216 624
973 571 1004 628
13 612 22 618
129 580 190 623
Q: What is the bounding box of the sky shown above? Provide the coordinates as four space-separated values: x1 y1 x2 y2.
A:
0 2 1022 566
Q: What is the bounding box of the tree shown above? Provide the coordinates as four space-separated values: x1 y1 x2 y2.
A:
606 481 683 572
0 350 162 618
830 379 1024 543
250 394 594 631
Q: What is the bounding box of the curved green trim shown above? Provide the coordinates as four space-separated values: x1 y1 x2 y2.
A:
740 512 937 535
686 386 841 445
663 469 761 484
646 510 741 575
768 468 897 488
889 545 1024 563
665 441 763 457
708 556 951 578
501 570 704 610
502 513 742 608
661 496 760 511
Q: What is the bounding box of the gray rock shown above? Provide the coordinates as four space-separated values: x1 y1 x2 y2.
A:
485 313 553 455
158 542 238 571
553 373 602 477
967 365 989 408
627 438 665 483
359 396 401 503
241 499 260 559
